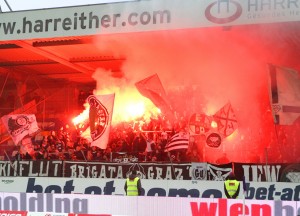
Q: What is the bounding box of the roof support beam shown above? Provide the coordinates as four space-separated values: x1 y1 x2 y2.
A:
14 40 94 76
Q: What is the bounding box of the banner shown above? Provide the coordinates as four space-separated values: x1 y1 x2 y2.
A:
1 178 300 203
268 64 300 125
88 94 115 149
1 0 300 41
1 114 40 144
0 160 63 177
0 160 298 183
63 161 191 180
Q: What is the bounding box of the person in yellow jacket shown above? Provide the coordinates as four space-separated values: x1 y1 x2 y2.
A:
124 170 142 196
224 172 240 199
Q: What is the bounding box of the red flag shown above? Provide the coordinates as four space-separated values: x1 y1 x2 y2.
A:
88 94 115 149
1 114 40 144
213 102 238 137
135 74 172 116
268 64 300 125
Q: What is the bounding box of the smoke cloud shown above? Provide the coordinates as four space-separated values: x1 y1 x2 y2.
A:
92 22 300 163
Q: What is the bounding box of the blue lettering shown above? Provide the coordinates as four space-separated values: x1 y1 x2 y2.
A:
281 188 293 200
85 186 102 194
26 178 75 193
147 188 166 196
169 188 199 197
104 181 115 195
256 187 267 199
202 189 222 198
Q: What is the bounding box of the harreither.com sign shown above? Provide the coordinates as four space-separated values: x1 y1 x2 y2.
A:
0 0 299 41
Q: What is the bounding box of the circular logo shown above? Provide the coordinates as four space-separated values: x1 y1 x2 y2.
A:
206 132 222 148
16 115 29 126
205 0 242 24
272 104 281 114
192 165 207 180
87 95 109 141
189 113 211 135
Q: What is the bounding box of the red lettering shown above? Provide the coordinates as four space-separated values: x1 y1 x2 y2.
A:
68 215 111 216
190 199 272 216
230 203 244 216
0 211 26 216
68 214 111 216
219 199 228 216
252 204 271 216
190 201 217 216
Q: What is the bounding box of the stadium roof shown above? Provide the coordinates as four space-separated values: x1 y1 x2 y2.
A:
0 35 124 84
0 0 299 85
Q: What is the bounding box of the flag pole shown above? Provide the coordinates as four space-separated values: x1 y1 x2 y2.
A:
4 150 19 176
167 151 177 180
264 148 269 182
265 122 281 182
242 176 247 216
80 149 91 177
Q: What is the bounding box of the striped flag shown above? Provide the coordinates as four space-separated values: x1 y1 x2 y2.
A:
164 132 189 152
268 64 300 125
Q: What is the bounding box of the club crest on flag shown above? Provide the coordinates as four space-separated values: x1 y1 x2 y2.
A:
8 115 31 136
272 104 281 114
87 93 115 149
88 95 109 141
1 114 39 144
189 113 211 135
206 132 222 148
191 162 207 180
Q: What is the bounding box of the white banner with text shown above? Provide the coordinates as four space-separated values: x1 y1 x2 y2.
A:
1 177 300 201
0 0 299 40
0 192 300 216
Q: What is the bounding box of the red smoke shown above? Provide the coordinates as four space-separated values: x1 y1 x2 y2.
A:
91 22 300 163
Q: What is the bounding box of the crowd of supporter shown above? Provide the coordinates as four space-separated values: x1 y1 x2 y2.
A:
5 111 299 164
1 84 299 164
9 114 192 163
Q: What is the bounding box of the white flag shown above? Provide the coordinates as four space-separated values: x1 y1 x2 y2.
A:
88 94 115 149
268 64 300 125
1 114 39 144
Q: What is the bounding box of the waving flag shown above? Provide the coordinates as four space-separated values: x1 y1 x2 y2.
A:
1 114 39 144
88 94 115 149
213 102 238 137
268 64 300 125
135 74 173 116
164 131 189 152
